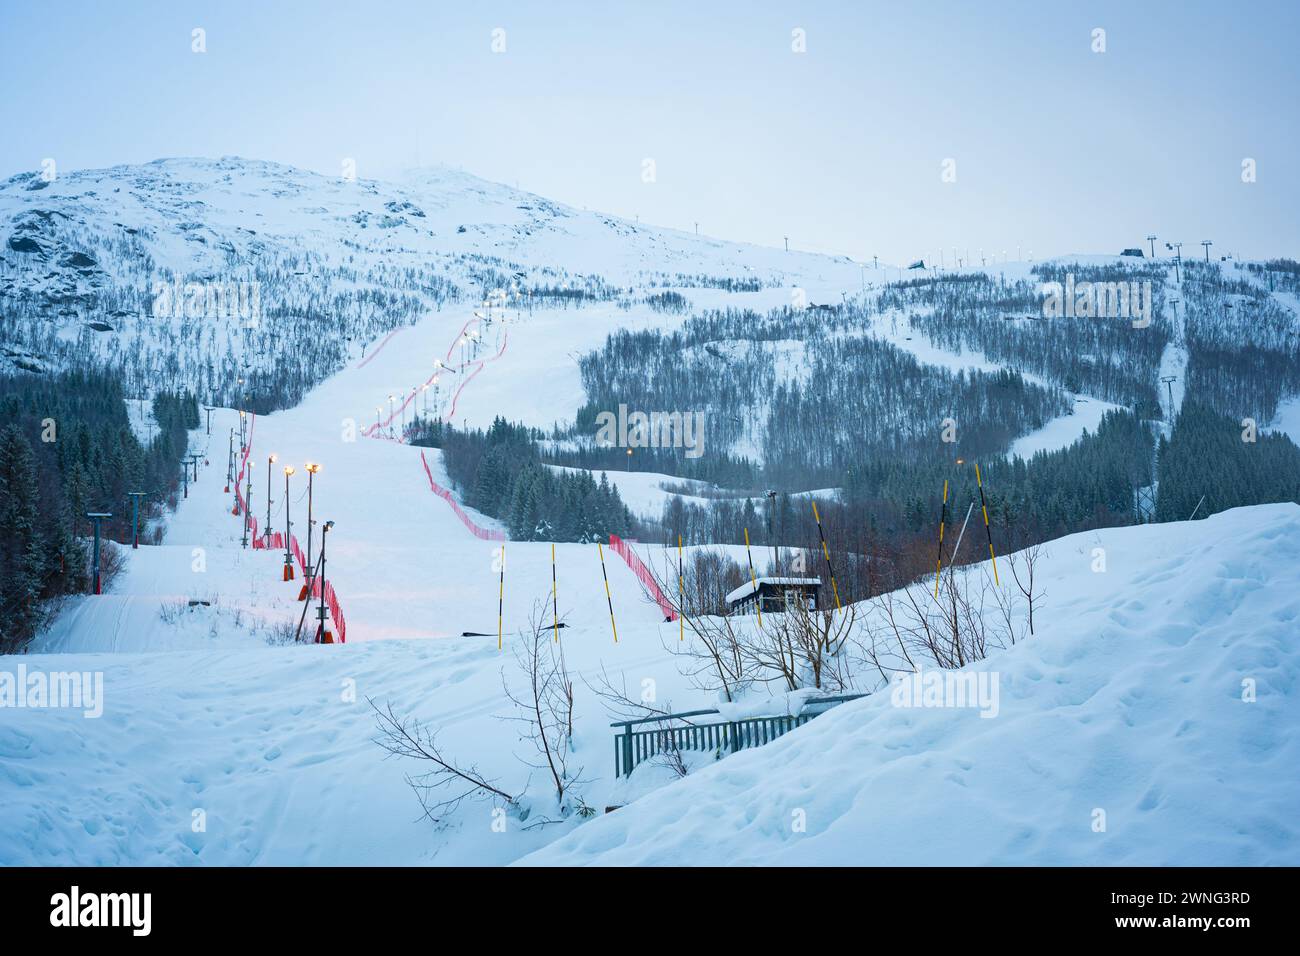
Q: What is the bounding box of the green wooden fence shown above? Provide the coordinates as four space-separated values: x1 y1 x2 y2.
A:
611 694 866 777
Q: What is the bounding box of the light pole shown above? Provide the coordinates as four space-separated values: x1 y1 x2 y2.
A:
387 395 395 437
316 520 336 642
86 512 112 594
303 462 321 599
282 466 296 580
242 460 253 548
226 428 234 493
128 491 146 549
766 490 779 574
265 454 277 545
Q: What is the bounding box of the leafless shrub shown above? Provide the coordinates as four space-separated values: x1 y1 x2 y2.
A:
500 602 584 810
370 698 516 825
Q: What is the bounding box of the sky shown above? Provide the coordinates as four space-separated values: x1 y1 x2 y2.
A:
1 0 1297 265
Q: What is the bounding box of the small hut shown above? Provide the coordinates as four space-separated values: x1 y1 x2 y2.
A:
725 577 821 616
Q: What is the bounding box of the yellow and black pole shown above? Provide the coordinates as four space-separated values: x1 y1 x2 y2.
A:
974 463 1000 586
811 501 842 610
934 479 948 598
598 540 618 643
497 543 506 650
743 527 763 627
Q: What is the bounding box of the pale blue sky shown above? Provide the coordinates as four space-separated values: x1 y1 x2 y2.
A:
2 1 1296 263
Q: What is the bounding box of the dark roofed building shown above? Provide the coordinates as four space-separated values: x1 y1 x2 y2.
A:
725 577 821 616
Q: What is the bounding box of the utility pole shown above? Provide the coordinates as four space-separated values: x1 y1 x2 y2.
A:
1147 234 1157 258
766 490 779 574
282 465 296 580
242 460 253 548
86 512 112 594
265 454 277 545
316 520 336 642
127 492 146 549
1201 240 1212 262
304 462 321 598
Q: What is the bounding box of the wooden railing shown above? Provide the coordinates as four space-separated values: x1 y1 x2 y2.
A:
610 694 866 777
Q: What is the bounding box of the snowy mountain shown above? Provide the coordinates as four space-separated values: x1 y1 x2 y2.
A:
2 157 1299 868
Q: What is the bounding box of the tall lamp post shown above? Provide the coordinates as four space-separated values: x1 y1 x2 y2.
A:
86 512 112 594
127 492 146 549
316 520 336 642
302 462 321 600
242 460 253 548
282 465 296 580
265 454 277 545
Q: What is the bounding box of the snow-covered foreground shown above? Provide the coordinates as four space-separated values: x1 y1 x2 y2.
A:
523 504 1300 866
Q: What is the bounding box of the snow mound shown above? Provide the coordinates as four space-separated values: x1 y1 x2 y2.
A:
520 504 1300 866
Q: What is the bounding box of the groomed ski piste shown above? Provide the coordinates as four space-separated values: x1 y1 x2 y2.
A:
4 275 1299 866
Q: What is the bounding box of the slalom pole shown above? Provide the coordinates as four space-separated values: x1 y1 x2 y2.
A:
497 543 506 651
811 501 842 611
974 463 1000 586
677 534 684 641
743 527 763 627
551 542 559 643
934 479 948 598
598 540 618 643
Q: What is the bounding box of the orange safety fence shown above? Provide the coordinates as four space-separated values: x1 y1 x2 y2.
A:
609 534 678 622
232 412 348 642
419 451 506 541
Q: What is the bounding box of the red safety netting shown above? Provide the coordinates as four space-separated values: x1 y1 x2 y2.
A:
609 534 677 622
419 451 505 541
231 412 347 643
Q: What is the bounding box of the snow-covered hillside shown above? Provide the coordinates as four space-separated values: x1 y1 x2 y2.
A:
522 504 1300 866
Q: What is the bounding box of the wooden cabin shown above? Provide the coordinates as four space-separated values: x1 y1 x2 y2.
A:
725 577 821 616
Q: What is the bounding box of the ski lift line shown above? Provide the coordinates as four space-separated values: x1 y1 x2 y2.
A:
974 463 1001 586
934 479 948 598
743 527 763 628
810 500 842 611
597 541 619 643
